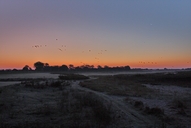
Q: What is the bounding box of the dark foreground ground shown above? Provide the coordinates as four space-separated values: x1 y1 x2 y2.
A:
0 71 191 128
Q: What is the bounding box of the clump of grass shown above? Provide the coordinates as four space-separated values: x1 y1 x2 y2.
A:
171 99 187 109
73 91 112 125
28 104 54 116
59 74 89 80
24 81 45 89
170 98 188 115
24 80 70 89
144 106 164 116
50 81 61 87
134 101 144 110
127 99 168 126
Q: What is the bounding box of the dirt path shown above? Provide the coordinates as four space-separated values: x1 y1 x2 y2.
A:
71 81 157 127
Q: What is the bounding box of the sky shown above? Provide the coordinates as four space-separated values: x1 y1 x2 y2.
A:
0 0 191 69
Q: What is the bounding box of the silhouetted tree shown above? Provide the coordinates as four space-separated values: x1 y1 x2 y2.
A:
34 61 44 71
22 65 32 71
12 69 18 71
69 64 74 70
104 65 110 69
124 65 131 70
89 65 94 69
75 66 82 71
97 65 102 69
44 63 50 71
51 66 59 71
60 65 68 71
45 63 49 67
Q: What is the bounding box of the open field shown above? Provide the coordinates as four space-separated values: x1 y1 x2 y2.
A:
80 71 191 127
0 70 191 127
0 80 118 128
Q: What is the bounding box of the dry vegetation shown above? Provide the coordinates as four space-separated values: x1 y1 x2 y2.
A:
80 75 155 97
0 80 124 128
80 71 191 127
59 73 89 80
0 71 191 127
80 71 191 93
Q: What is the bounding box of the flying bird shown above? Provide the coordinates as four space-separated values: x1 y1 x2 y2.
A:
58 48 62 51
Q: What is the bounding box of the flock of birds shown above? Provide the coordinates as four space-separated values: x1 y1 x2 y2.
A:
32 39 67 51
139 61 158 64
31 39 190 67
31 39 109 64
32 45 46 48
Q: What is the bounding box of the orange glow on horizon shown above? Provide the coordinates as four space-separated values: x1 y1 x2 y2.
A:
0 60 190 70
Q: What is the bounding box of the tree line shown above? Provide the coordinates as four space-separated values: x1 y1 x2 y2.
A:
1 61 131 72
30 61 130 72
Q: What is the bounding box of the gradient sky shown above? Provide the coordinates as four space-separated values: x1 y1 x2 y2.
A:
0 0 191 69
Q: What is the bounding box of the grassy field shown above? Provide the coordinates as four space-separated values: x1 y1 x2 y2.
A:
80 71 191 96
0 71 191 127
79 71 191 127
0 78 130 128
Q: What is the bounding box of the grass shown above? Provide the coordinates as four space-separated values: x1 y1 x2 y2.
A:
77 92 111 123
0 78 46 82
169 98 190 116
144 106 164 116
129 99 164 116
79 71 191 96
79 75 154 97
59 74 89 80
57 89 112 127
114 71 191 87
24 80 70 89
0 86 113 128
